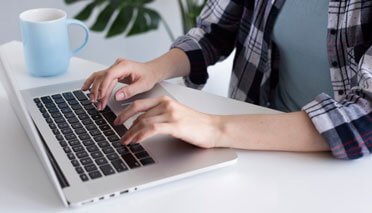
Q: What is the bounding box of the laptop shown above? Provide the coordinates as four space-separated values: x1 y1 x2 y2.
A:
0 53 237 207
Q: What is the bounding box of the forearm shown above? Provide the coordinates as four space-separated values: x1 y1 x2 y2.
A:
146 48 190 82
215 111 329 152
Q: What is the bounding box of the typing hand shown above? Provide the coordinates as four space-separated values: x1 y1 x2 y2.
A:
81 58 160 111
113 96 221 148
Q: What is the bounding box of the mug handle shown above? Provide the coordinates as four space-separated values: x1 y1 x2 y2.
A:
67 19 90 55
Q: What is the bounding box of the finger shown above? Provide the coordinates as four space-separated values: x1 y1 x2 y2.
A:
99 79 117 111
114 80 147 101
98 63 127 100
82 72 97 91
132 104 165 126
114 97 163 125
122 120 171 145
90 77 103 103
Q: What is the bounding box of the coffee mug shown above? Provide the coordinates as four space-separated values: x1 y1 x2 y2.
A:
20 8 89 77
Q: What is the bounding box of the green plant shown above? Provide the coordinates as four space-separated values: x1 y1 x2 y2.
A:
64 0 206 41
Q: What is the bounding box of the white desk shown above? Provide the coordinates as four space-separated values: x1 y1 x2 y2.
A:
0 41 371 213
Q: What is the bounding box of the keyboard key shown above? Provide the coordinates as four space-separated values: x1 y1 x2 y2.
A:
76 167 84 174
102 111 116 123
63 146 71 153
42 112 50 118
88 171 102 179
59 140 68 147
61 107 72 113
71 159 80 167
49 123 57 129
97 141 110 148
52 94 63 99
51 112 62 118
46 117 53 123
116 147 130 155
89 129 101 136
57 122 69 129
107 153 119 161
100 164 115 176
129 144 145 153
91 114 102 120
135 151 150 159
56 134 64 141
102 147 114 154
67 152 75 160
68 99 78 105
84 164 97 172
39 107 47 113
84 104 95 110
86 145 99 153
67 117 79 124
34 98 41 103
61 128 73 135
75 128 87 135
54 117 66 123
73 90 88 101
80 157 93 165
91 151 103 159
71 104 82 110
48 107 59 113
111 141 123 148
103 130 115 137
74 109 85 115
99 124 111 131
54 98 65 104
95 120 106 126
80 100 91 105
68 139 80 146
93 135 105 142
58 102 68 109
107 135 119 141
65 134 76 140
111 160 128 172
78 134 90 141
71 122 83 129
82 119 93 125
87 109 98 115
52 129 60 135
63 92 75 101
72 145 84 153
113 125 128 136
44 103 56 109
82 139 94 146
80 174 89 181
95 158 108 165
64 112 75 118
41 96 52 104
121 154 141 169
140 158 155 166
76 151 89 159
85 124 97 130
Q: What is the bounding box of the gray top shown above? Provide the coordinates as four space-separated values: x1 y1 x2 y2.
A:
272 0 334 112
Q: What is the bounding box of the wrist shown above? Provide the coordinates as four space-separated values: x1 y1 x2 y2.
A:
209 115 229 148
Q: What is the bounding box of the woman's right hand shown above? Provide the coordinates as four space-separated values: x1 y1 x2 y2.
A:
81 58 161 111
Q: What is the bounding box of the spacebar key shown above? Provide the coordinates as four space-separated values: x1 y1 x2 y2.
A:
121 154 141 169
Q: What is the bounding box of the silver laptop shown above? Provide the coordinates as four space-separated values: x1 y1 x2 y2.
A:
0 61 237 207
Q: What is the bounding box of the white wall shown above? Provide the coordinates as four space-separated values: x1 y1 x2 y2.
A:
0 0 232 97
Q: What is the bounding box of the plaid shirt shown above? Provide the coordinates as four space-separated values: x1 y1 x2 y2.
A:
171 0 372 160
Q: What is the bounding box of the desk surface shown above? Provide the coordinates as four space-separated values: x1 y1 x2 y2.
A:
0 41 371 213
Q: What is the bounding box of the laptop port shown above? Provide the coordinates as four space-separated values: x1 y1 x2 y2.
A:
120 190 129 195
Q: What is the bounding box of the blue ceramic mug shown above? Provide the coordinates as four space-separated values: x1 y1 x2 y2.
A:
20 8 89 77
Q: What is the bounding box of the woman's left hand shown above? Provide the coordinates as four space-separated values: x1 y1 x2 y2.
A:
113 96 222 148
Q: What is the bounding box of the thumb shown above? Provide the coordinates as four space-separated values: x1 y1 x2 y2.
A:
115 81 146 101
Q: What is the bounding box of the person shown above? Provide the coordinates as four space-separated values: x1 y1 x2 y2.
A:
82 0 372 160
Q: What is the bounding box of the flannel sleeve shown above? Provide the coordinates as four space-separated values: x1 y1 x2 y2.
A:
170 0 244 89
302 47 372 160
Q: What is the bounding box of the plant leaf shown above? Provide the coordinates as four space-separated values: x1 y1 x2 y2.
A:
91 4 116 32
74 2 96 21
106 5 134 38
127 7 160 37
64 0 81 4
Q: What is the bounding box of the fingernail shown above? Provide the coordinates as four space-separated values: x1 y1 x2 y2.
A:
116 92 125 101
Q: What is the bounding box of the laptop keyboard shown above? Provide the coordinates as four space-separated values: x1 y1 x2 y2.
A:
33 90 155 182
